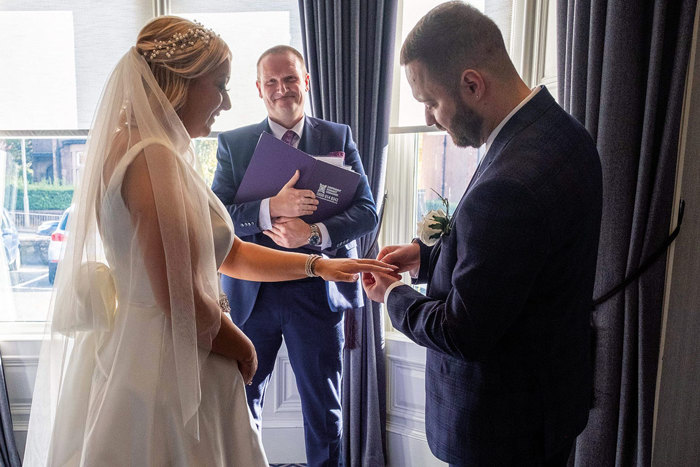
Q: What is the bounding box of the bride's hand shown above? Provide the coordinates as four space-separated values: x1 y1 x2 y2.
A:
314 258 400 282
237 337 258 385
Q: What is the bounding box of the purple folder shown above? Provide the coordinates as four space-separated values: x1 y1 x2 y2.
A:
233 132 361 223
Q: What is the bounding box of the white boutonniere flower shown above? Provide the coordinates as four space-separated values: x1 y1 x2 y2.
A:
417 190 452 246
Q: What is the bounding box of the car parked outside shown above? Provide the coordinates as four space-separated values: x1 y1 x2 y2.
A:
48 208 70 284
2 208 21 271
34 219 59 265
37 219 59 236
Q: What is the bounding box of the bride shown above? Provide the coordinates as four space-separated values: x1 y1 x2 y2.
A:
23 16 393 466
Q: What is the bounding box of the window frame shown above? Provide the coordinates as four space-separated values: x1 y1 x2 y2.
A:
0 0 300 333
0 0 557 335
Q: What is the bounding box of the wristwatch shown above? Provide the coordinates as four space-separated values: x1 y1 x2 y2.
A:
308 223 322 246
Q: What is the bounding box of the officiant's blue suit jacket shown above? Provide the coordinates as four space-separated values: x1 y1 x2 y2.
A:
212 116 377 325
387 88 602 465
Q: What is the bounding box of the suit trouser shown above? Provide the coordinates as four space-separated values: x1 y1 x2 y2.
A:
241 278 344 467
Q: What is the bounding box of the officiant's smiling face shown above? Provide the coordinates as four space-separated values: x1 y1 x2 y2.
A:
257 51 310 128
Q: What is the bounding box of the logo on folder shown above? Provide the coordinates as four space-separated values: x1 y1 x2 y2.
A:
316 183 341 204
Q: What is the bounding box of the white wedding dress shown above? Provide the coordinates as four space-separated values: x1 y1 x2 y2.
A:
83 139 266 465
24 49 268 466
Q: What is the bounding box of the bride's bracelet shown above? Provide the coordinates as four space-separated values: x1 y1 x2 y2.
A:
218 294 231 314
305 254 322 277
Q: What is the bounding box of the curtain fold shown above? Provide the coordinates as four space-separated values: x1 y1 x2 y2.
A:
557 1 697 465
0 352 21 466
298 1 398 465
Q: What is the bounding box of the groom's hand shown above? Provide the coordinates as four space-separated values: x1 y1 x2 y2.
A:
263 217 310 249
362 270 401 303
377 243 420 277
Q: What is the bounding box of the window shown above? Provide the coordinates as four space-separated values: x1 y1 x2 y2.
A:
0 0 151 324
387 0 515 227
0 3 151 131
382 0 557 334
415 133 483 221
0 1 302 324
1 138 88 322
171 0 304 133
381 0 502 275
173 1 303 186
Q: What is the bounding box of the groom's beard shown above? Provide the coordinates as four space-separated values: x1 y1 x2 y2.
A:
448 96 484 149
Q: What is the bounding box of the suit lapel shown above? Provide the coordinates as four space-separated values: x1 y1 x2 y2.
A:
486 86 556 161
257 118 271 137
299 116 321 154
426 239 442 295
249 118 272 157
429 87 557 283
235 119 271 170
447 87 557 229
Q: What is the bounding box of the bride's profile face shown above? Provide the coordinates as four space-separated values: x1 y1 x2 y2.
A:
179 58 232 138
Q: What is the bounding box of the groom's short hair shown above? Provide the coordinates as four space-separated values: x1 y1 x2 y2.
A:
400 1 514 87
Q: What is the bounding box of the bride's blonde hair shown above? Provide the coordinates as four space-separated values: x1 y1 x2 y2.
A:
136 16 231 112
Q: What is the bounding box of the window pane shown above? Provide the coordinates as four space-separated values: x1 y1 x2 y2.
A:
194 138 219 186
415 133 481 223
541 1 559 98
1 138 83 321
174 1 304 187
172 0 304 132
0 1 151 130
1 3 304 323
395 0 515 128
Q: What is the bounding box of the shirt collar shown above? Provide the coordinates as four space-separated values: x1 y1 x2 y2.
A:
483 86 541 156
268 116 306 145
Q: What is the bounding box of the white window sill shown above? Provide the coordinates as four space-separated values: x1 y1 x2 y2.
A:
385 330 416 344
0 322 47 342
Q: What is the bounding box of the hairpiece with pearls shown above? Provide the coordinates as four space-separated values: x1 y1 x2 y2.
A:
145 22 217 60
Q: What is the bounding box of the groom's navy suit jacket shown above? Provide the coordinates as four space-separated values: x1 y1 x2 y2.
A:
212 116 377 325
387 88 602 465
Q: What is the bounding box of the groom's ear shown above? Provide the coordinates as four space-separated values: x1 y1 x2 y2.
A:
458 68 485 104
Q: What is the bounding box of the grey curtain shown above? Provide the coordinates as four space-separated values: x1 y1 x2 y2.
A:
298 1 398 465
557 1 697 465
0 352 21 466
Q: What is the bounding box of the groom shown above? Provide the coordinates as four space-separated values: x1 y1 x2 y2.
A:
363 2 602 466
212 45 377 466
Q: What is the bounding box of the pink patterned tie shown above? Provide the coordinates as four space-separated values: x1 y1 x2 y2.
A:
281 130 296 146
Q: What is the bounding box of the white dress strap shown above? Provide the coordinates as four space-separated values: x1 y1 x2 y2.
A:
105 137 175 195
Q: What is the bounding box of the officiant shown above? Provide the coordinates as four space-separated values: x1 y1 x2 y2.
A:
211 45 377 467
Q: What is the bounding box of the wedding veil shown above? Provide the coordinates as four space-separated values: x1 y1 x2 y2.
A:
24 47 224 465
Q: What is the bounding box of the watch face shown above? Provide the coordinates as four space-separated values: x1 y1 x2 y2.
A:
309 233 321 246
309 224 321 246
